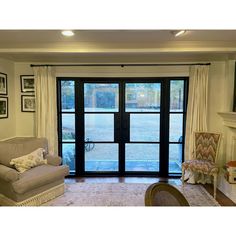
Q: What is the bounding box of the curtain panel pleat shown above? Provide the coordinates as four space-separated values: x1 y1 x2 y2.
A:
185 65 209 161
33 66 58 155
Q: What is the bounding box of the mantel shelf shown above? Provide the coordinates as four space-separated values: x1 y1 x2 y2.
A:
218 112 236 128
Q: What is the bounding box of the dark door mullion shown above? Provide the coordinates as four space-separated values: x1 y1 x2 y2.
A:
76 80 84 175
119 81 125 175
159 79 170 177
181 79 188 164
57 79 62 162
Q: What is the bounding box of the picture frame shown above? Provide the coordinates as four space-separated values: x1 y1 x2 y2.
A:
21 95 35 112
0 97 8 119
20 75 35 93
0 72 7 95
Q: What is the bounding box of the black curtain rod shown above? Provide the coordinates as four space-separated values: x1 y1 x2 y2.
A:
30 63 211 67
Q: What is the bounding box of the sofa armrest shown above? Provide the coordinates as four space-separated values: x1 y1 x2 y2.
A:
45 154 62 166
0 164 20 182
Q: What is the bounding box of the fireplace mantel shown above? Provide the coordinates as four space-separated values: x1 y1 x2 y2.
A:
218 112 236 128
217 112 236 203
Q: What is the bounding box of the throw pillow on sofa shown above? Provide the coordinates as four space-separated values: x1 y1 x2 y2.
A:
10 148 47 173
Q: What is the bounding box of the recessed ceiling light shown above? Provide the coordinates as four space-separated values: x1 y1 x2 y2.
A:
61 30 74 37
174 30 186 37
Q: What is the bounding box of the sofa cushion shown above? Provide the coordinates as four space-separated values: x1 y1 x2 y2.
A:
12 164 69 194
10 148 47 173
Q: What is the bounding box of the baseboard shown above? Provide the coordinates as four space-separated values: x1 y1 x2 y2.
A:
0 183 65 206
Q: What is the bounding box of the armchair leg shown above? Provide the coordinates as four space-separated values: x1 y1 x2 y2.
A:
213 174 217 199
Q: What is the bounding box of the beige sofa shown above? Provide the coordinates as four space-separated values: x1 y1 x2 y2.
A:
0 137 69 206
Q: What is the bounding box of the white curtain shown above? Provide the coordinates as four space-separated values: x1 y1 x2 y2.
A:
184 65 210 183
33 66 58 155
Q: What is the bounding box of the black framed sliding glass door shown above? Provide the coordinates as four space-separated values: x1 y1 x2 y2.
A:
84 83 119 172
124 83 161 172
57 77 188 177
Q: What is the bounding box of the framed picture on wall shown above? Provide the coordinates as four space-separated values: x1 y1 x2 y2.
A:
21 95 35 112
0 97 8 119
20 75 35 92
0 72 7 95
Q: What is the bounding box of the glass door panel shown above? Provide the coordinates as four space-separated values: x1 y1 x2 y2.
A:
130 114 160 142
85 114 114 141
61 81 75 112
125 144 159 171
85 144 119 171
169 144 182 173
125 83 161 112
170 80 184 112
62 114 75 142
84 83 119 112
169 114 183 142
62 143 75 174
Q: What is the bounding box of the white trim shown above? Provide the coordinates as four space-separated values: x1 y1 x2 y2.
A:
218 112 236 128
0 183 64 206
0 136 36 142
0 136 17 141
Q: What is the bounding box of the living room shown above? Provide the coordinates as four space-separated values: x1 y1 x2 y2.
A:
0 1 235 235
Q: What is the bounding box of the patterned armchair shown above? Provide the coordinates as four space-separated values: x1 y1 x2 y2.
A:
182 132 221 199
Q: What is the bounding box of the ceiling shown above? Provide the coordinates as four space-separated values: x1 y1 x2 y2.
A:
1 30 236 63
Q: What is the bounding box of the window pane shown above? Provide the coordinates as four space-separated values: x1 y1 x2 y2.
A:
170 80 184 112
62 143 75 175
61 80 75 112
125 144 159 171
169 144 182 173
84 83 119 112
169 114 183 142
85 143 118 171
62 114 75 142
130 114 160 142
85 114 114 141
125 83 161 112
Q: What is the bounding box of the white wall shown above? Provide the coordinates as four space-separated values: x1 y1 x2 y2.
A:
14 63 35 137
0 58 15 140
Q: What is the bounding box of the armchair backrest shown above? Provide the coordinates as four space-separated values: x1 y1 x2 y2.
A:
0 137 48 168
194 132 221 162
145 182 189 206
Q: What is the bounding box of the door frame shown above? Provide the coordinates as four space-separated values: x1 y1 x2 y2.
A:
57 77 188 177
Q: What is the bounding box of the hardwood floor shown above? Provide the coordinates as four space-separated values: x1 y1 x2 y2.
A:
65 177 236 206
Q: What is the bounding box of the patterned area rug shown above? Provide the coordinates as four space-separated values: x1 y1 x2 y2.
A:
44 183 220 206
